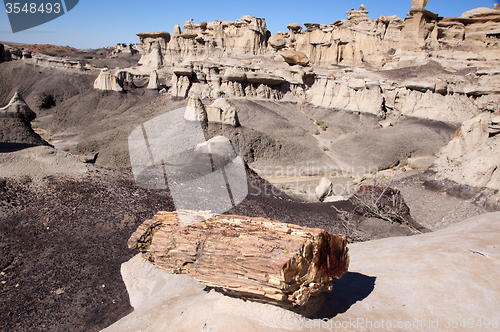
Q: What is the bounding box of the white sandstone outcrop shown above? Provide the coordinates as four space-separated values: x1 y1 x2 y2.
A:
206 98 240 127
146 70 159 89
433 111 500 190
184 97 239 127
315 177 333 202
93 69 124 92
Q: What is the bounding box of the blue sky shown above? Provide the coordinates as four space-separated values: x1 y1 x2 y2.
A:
0 0 497 49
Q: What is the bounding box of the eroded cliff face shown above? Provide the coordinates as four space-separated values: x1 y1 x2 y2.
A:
117 2 499 125
136 15 270 69
136 3 500 70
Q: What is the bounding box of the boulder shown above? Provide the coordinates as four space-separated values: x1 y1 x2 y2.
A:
93 70 124 92
194 136 239 158
279 50 309 66
126 211 349 308
268 34 286 50
315 177 333 202
435 82 448 95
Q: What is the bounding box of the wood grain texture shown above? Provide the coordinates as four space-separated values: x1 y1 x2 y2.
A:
128 210 349 307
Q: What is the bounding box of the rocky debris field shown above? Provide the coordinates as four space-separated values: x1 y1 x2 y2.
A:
0 152 419 331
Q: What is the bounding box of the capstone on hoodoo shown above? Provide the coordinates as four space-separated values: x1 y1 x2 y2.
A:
134 1 500 70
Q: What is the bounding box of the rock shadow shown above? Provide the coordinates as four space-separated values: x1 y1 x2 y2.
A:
0 142 39 153
297 272 376 319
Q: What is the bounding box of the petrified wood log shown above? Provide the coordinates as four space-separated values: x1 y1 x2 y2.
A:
128 210 349 307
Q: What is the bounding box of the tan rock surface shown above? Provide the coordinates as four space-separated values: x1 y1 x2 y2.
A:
433 111 500 190
269 34 287 50
280 50 310 66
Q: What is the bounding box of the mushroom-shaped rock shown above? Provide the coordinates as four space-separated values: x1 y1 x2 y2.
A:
316 177 333 202
223 69 247 83
304 23 320 31
287 23 302 32
0 91 37 121
347 4 369 20
279 50 310 66
136 32 171 44
183 19 199 30
269 34 286 50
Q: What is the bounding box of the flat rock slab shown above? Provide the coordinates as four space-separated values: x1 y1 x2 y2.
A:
103 212 500 332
